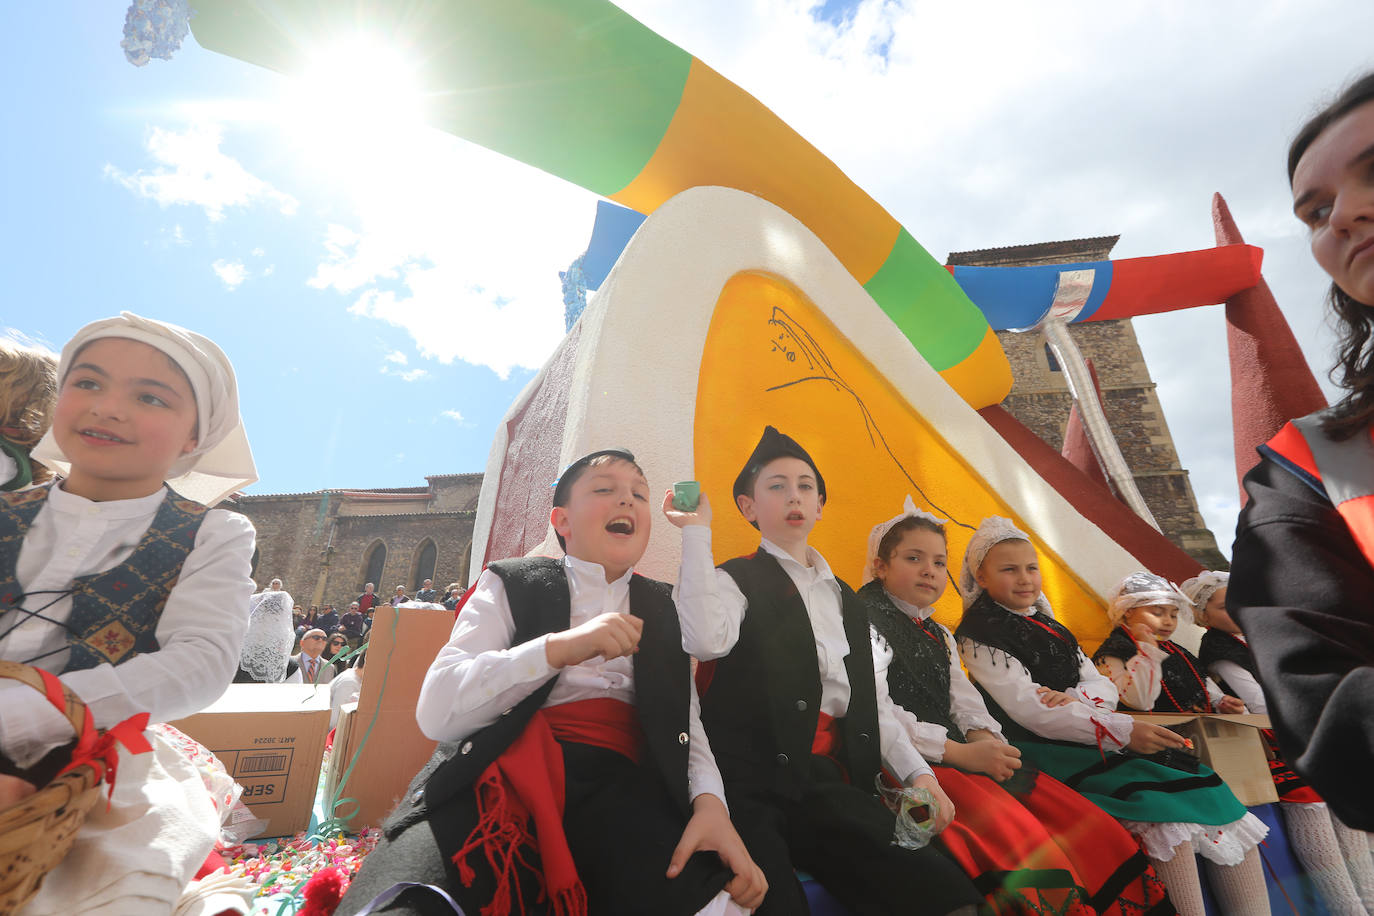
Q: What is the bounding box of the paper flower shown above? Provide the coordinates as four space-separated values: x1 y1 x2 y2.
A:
121 0 192 66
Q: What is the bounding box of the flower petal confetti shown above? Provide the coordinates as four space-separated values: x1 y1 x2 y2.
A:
121 0 192 67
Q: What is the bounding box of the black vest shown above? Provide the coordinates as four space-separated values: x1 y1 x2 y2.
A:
955 592 1085 742
703 551 882 800
857 580 960 738
1197 630 1257 698
1093 627 1212 713
0 484 208 672
385 557 693 839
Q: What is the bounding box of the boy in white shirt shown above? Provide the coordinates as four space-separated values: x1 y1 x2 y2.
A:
666 426 980 916
340 448 765 916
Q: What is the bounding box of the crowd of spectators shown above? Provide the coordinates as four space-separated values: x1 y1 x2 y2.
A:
288 579 466 651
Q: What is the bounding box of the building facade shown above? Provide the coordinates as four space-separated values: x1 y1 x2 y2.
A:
225 473 482 609
948 237 1227 569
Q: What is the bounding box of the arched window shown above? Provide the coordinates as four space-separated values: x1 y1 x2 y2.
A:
413 539 438 590
361 540 387 594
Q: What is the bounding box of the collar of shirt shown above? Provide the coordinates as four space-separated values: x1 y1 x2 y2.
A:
563 554 633 621
758 538 837 588
886 588 935 622
996 600 1038 618
47 481 167 521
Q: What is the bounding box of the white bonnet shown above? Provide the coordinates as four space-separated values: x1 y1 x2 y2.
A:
1106 571 1191 626
958 516 1052 615
861 495 947 584
31 311 256 504
1179 570 1230 623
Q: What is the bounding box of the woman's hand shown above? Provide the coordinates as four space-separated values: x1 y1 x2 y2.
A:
1128 621 1159 645
1218 695 1247 714
1036 686 1076 707
946 738 1022 782
1127 720 1190 754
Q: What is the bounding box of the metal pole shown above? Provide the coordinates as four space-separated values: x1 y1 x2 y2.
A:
1032 270 1162 531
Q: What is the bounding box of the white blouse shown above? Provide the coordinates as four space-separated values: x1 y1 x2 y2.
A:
0 484 255 766
674 527 932 783
415 555 727 805
957 603 1134 751
1097 639 1229 712
870 590 1005 762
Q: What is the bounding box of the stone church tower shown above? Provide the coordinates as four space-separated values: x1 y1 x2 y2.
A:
948 237 1227 569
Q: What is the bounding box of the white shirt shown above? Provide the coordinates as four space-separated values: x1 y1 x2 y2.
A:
415 555 727 805
1096 638 1229 712
957 603 1134 751
675 527 932 783
870 589 1005 762
1209 638 1267 714
0 484 255 765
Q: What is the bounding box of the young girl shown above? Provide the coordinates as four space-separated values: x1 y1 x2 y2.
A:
860 498 1171 916
0 337 58 491
1184 571 1374 914
1230 69 1374 832
0 312 257 915
953 517 1270 916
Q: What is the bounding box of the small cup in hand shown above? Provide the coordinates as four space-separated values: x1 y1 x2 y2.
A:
672 481 701 512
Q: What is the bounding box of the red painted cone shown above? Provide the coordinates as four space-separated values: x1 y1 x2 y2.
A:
1214 192 1326 500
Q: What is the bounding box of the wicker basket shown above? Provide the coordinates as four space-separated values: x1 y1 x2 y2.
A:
0 661 105 915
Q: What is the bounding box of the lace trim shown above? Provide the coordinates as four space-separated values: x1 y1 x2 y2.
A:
1118 811 1269 865
238 589 295 683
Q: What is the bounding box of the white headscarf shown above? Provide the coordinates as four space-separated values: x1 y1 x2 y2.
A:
1179 570 1230 624
1105 571 1191 626
862 495 947 584
958 516 1053 615
30 311 257 505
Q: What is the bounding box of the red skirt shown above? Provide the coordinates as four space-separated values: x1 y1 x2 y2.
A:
1262 730 1322 805
933 764 1173 916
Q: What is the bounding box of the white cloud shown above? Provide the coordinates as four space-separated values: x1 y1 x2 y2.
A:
384 350 408 365
211 259 248 290
380 363 429 382
106 122 298 222
250 247 266 257
441 409 465 422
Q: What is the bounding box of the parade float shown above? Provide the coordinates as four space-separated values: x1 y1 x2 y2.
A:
123 0 1336 911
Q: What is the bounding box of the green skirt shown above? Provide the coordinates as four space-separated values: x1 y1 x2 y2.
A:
1016 740 1248 825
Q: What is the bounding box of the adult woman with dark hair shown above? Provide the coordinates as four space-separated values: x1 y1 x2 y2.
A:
1229 70 1374 834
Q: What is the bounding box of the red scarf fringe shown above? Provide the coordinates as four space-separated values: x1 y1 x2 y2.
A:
451 698 642 916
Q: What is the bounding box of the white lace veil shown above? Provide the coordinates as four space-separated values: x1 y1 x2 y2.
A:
1179 570 1230 625
1105 571 1191 626
238 588 296 682
861 495 947 585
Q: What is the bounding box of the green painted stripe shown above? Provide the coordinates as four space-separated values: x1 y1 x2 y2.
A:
863 229 991 372
189 0 691 195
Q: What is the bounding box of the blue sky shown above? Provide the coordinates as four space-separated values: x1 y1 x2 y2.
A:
5 1 1374 555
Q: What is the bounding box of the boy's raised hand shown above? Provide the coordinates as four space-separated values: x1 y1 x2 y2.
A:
667 793 767 910
661 489 712 529
544 613 643 669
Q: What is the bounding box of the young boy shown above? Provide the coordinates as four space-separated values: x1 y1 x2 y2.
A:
339 448 766 916
666 426 981 916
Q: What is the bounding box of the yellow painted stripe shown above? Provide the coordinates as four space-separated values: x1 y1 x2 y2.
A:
612 59 901 284
937 327 1012 409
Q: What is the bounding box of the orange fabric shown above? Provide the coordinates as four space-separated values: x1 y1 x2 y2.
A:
1337 493 1374 568
1267 422 1320 479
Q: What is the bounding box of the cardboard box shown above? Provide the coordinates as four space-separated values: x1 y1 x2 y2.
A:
324 701 357 804
171 683 331 838
1129 713 1278 806
328 605 456 829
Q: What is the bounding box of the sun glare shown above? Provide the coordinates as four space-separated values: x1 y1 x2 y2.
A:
280 34 430 172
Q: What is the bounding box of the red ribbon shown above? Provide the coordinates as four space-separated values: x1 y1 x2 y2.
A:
32 667 154 804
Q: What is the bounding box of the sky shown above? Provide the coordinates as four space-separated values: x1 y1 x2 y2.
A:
4 1 1373 558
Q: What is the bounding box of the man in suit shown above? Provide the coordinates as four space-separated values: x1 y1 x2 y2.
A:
286 628 336 684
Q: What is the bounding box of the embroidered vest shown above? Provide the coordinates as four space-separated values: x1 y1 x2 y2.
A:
1197 630 1257 698
1263 409 1374 567
0 484 207 672
955 591 1082 692
386 557 693 839
704 551 882 800
857 580 960 739
1093 627 1211 713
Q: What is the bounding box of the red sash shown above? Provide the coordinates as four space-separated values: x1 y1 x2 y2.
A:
451 698 641 916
